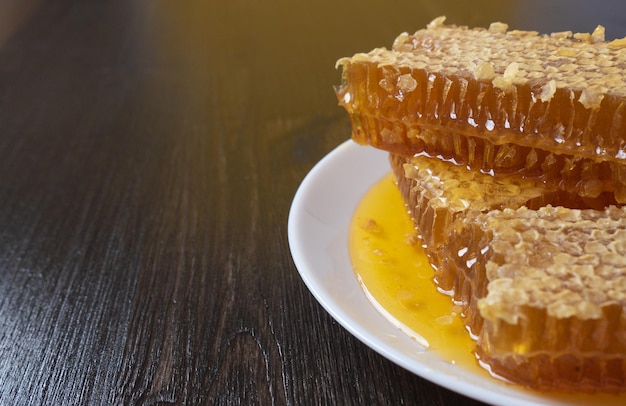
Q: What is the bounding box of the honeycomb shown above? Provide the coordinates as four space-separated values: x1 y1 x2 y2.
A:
336 17 626 202
391 153 626 391
341 17 626 391
456 206 626 391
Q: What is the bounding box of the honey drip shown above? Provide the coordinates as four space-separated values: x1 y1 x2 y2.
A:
350 172 626 403
349 173 475 367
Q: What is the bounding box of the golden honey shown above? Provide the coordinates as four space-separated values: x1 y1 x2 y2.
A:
349 172 626 403
349 172 476 367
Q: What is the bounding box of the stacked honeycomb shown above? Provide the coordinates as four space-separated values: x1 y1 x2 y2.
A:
338 17 626 391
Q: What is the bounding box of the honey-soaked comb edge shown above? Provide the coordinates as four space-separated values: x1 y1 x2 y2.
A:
392 152 547 324
390 153 491 332
475 301 626 391
477 349 626 392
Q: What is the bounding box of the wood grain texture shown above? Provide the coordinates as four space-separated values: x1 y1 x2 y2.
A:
0 0 624 405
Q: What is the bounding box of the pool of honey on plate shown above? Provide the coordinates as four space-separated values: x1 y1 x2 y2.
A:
349 172 626 404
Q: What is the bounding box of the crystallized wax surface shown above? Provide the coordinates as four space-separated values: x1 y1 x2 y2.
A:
337 17 626 202
462 206 626 391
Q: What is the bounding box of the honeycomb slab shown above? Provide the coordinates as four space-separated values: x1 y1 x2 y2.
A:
336 17 626 202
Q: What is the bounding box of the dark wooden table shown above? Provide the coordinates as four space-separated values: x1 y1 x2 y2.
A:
1 1 625 404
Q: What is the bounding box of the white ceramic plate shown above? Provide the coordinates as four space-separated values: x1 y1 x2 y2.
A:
288 140 623 406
